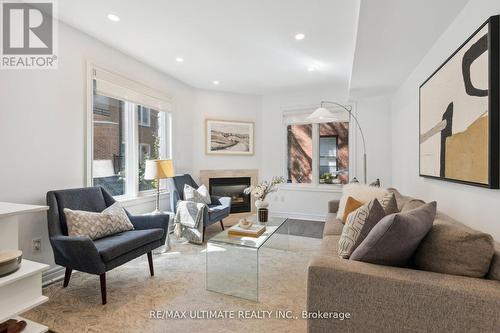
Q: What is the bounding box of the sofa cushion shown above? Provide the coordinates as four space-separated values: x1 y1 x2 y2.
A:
320 235 341 256
341 196 364 223
94 229 164 262
413 213 495 278
388 188 425 212
208 204 230 223
337 184 388 220
338 199 386 259
350 202 436 267
401 199 426 212
323 214 344 236
488 244 500 281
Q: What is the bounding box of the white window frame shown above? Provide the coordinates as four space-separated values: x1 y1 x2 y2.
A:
281 104 357 190
86 64 173 200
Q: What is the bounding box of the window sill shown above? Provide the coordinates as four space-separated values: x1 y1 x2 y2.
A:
278 184 343 193
116 191 170 207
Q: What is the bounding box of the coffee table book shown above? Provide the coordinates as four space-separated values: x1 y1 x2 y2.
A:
228 224 266 237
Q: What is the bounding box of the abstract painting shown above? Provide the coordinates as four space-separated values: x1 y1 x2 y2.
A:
206 119 254 155
419 15 499 188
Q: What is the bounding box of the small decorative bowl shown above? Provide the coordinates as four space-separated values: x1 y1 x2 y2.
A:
238 218 253 229
0 250 23 277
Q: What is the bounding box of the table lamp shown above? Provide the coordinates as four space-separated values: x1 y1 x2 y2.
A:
144 159 175 214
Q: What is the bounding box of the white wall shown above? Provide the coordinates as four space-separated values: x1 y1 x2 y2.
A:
391 0 500 240
0 15 394 281
0 22 196 280
261 84 392 220
0 20 265 281
190 90 262 182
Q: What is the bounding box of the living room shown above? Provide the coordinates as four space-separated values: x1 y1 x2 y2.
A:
0 0 499 332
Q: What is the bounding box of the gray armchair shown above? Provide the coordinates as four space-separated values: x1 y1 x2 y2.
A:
46 186 169 305
167 174 231 242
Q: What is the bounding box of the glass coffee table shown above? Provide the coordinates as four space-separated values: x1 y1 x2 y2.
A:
206 215 289 301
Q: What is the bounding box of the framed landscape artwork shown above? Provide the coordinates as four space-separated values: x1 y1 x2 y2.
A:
419 15 499 188
206 119 254 155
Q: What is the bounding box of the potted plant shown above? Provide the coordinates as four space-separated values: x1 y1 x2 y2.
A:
244 176 285 221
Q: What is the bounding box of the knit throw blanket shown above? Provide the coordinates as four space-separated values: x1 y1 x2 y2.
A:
174 200 206 244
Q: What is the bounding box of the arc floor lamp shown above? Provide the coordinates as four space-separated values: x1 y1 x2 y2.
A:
307 101 367 184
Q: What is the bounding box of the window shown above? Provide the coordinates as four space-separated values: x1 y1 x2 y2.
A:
138 107 164 191
92 95 127 196
90 67 172 198
319 122 349 184
138 106 151 127
287 124 313 183
284 109 350 185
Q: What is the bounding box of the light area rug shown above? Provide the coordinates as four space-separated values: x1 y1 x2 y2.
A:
24 228 321 333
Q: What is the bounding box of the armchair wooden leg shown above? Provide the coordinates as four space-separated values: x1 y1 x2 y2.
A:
63 268 72 288
220 220 224 230
100 273 107 305
202 226 206 243
147 252 154 276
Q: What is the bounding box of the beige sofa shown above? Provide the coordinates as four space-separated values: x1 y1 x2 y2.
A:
307 189 500 333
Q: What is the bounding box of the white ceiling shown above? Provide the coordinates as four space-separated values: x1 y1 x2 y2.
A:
349 0 469 97
58 0 360 95
57 0 469 96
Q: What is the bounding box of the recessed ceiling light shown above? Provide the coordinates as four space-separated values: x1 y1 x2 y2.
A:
295 33 305 40
175 57 184 63
212 80 220 85
107 14 120 22
307 67 316 72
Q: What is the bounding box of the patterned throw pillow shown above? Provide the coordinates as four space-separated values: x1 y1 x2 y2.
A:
184 184 211 205
379 192 399 215
338 198 386 259
102 202 134 231
64 203 134 240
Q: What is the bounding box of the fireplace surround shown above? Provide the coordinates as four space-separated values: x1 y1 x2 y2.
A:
209 177 251 213
200 169 259 214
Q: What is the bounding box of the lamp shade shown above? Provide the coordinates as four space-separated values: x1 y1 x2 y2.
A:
144 159 175 180
307 107 338 123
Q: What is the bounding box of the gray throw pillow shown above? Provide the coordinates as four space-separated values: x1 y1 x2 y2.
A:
379 192 399 215
338 198 386 259
184 184 211 205
350 202 437 267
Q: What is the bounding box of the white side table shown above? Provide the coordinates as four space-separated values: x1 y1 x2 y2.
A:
142 211 175 254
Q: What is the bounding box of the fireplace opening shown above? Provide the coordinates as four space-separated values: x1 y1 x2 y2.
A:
209 177 251 213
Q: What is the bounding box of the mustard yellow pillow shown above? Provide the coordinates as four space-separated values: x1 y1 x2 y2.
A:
342 196 364 223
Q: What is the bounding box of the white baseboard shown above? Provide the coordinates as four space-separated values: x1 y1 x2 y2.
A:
270 211 326 222
42 266 65 286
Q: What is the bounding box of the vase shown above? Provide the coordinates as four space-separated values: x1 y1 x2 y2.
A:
255 199 269 222
255 199 269 209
